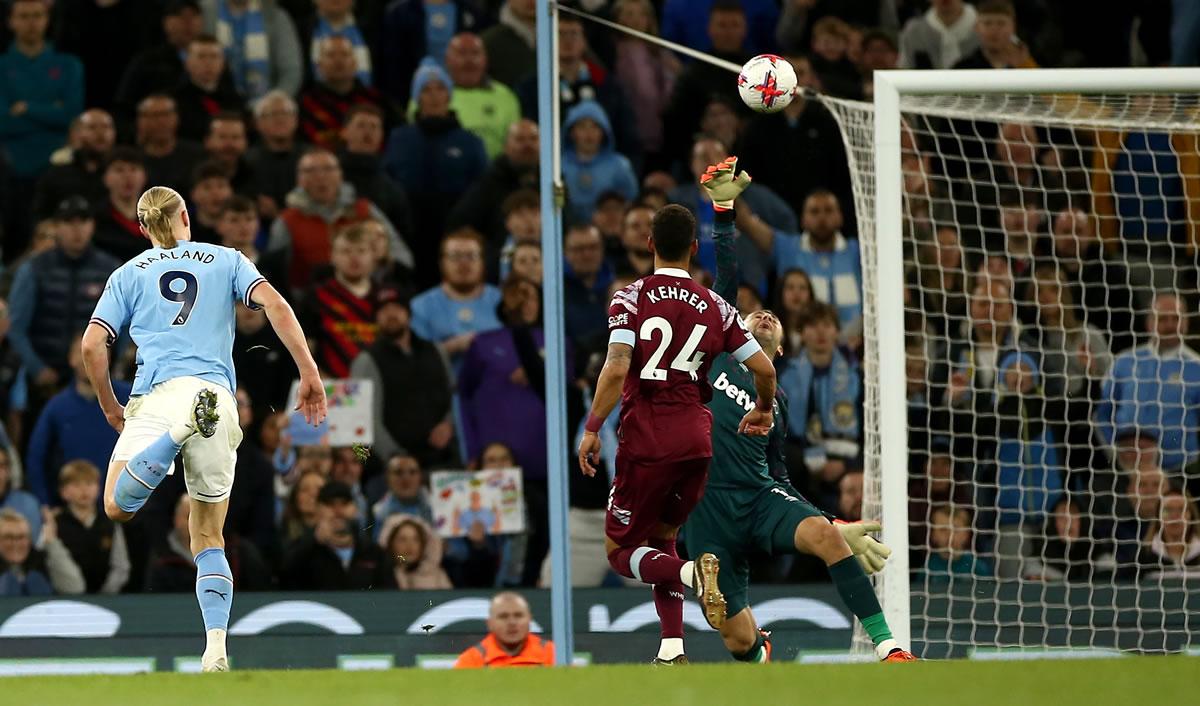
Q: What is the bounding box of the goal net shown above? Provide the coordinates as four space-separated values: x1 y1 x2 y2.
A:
820 72 1200 658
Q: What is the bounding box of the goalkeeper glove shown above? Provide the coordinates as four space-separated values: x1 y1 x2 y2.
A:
834 520 892 575
699 156 752 211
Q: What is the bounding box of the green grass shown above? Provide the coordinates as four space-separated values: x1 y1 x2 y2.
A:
5 657 1194 706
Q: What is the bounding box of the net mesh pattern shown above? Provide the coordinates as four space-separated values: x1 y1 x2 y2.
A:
821 90 1200 658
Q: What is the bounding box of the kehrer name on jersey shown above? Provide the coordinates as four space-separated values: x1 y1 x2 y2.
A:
645 284 709 314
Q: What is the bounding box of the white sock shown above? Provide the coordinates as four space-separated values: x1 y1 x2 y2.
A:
205 628 227 656
169 422 196 445
678 561 694 589
875 638 898 660
657 637 684 660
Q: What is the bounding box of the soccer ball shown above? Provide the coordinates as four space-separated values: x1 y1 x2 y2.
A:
737 54 798 114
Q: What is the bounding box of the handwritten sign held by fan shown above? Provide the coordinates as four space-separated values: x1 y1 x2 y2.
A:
286 379 374 447
430 468 526 538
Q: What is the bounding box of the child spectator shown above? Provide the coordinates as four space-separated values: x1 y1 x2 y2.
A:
924 505 992 580
497 189 540 281
54 461 129 594
378 513 452 589
561 101 638 225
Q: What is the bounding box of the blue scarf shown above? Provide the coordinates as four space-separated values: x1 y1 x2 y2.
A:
312 17 372 86
781 347 861 469
216 0 271 99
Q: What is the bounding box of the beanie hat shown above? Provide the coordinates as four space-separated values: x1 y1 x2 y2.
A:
410 57 454 103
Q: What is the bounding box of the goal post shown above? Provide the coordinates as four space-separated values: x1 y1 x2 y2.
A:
825 68 1200 658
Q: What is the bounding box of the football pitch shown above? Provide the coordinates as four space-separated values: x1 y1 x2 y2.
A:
4 656 1192 706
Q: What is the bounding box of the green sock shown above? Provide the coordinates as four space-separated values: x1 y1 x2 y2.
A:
732 631 768 663
828 556 893 645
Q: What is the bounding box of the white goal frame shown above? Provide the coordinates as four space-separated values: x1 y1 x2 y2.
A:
870 68 1200 653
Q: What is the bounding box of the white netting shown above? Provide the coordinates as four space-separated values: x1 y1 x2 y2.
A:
822 88 1200 658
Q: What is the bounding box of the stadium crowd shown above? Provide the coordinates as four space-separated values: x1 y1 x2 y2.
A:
1 0 1199 596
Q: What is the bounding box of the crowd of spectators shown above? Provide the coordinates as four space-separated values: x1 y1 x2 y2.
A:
1 0 1199 596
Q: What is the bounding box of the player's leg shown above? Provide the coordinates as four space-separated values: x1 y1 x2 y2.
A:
721 608 771 663
658 457 725 630
790 514 914 661
180 382 241 673
603 452 693 588
103 388 219 521
191 496 232 672
645 522 687 663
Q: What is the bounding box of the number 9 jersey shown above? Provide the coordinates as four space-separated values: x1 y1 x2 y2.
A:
607 267 761 464
90 242 267 397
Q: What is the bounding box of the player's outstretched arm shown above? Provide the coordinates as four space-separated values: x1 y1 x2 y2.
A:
251 282 328 426
578 343 632 477
81 324 124 432
738 349 777 436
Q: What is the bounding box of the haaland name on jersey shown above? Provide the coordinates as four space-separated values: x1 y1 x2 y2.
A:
132 249 217 269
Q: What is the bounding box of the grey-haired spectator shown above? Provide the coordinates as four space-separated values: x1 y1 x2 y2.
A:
115 0 205 122
351 287 456 468
9 198 119 393
247 90 303 220
199 0 304 101
92 147 151 262
136 94 207 195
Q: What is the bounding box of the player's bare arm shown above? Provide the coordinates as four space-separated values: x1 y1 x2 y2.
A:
251 281 329 426
738 349 776 436
578 342 632 477
81 323 124 433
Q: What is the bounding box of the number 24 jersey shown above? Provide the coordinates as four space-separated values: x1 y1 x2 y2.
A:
90 242 267 397
607 267 761 463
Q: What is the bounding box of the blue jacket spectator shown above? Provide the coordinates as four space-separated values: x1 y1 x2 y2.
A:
0 0 85 178
27 360 132 505
661 0 779 56
9 200 121 384
370 454 434 538
561 101 637 225
384 59 488 266
1095 293 1200 473
379 0 486 104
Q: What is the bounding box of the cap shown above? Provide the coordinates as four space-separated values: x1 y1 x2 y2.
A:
55 196 93 221
317 480 354 505
375 285 410 311
163 0 201 16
